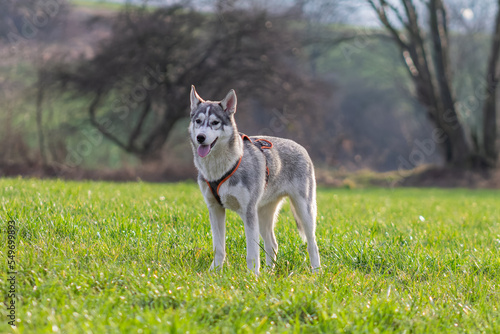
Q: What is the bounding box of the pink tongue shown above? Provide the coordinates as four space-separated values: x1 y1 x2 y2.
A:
197 144 211 158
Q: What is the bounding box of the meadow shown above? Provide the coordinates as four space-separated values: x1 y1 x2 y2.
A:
0 178 499 333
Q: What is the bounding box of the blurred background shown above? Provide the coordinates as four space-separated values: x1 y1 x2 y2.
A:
1 0 499 187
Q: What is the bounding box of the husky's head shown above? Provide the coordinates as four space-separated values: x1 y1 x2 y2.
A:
189 85 238 158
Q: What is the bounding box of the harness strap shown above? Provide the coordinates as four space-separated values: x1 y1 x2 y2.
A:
242 134 272 184
205 133 272 207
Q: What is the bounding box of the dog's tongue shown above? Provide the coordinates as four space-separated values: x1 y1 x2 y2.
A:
197 144 211 158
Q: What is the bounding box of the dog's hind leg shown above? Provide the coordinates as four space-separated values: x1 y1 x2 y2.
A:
258 199 284 268
289 193 321 272
208 204 226 271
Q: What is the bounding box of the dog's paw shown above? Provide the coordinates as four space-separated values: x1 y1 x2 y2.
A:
311 266 322 274
209 261 223 272
247 268 260 276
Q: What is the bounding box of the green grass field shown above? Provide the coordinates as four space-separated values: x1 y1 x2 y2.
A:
0 178 499 333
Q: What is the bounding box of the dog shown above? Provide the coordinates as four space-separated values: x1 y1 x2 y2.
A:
189 85 321 274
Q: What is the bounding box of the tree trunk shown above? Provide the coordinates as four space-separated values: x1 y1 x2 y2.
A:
482 0 500 167
426 0 475 167
36 70 48 168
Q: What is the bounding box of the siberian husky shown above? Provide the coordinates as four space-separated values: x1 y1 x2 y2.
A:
189 85 321 274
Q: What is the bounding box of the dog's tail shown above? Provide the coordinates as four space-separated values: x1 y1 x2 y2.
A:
289 200 307 242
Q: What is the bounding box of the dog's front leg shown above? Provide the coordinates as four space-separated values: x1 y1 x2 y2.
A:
243 208 260 275
208 204 226 271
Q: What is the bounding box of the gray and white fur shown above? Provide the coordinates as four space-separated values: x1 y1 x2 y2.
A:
189 85 321 274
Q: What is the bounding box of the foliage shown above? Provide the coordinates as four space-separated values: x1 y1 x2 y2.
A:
1 1 499 175
49 4 326 160
1 178 499 332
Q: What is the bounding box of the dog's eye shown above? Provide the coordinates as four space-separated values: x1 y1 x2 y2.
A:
195 119 202 124
211 120 220 126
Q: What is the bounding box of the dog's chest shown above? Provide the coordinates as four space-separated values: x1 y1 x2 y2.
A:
217 186 251 213
221 194 242 211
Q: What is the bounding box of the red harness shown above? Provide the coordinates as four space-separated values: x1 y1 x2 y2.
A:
205 133 273 207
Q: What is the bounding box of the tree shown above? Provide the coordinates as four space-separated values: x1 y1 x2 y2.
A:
1 0 68 170
367 0 499 168
50 4 324 160
483 0 500 166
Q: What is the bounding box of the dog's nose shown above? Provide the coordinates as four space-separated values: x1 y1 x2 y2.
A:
197 134 206 144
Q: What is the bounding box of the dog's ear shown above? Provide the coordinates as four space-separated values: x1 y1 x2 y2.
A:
190 85 204 111
220 89 237 115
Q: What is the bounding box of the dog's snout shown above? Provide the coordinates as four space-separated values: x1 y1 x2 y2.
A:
197 134 206 144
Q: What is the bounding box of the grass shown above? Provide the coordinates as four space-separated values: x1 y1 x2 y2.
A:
0 178 499 333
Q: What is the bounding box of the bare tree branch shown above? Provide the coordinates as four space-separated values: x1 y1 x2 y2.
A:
367 0 409 50
429 0 455 115
88 92 135 154
127 97 152 151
